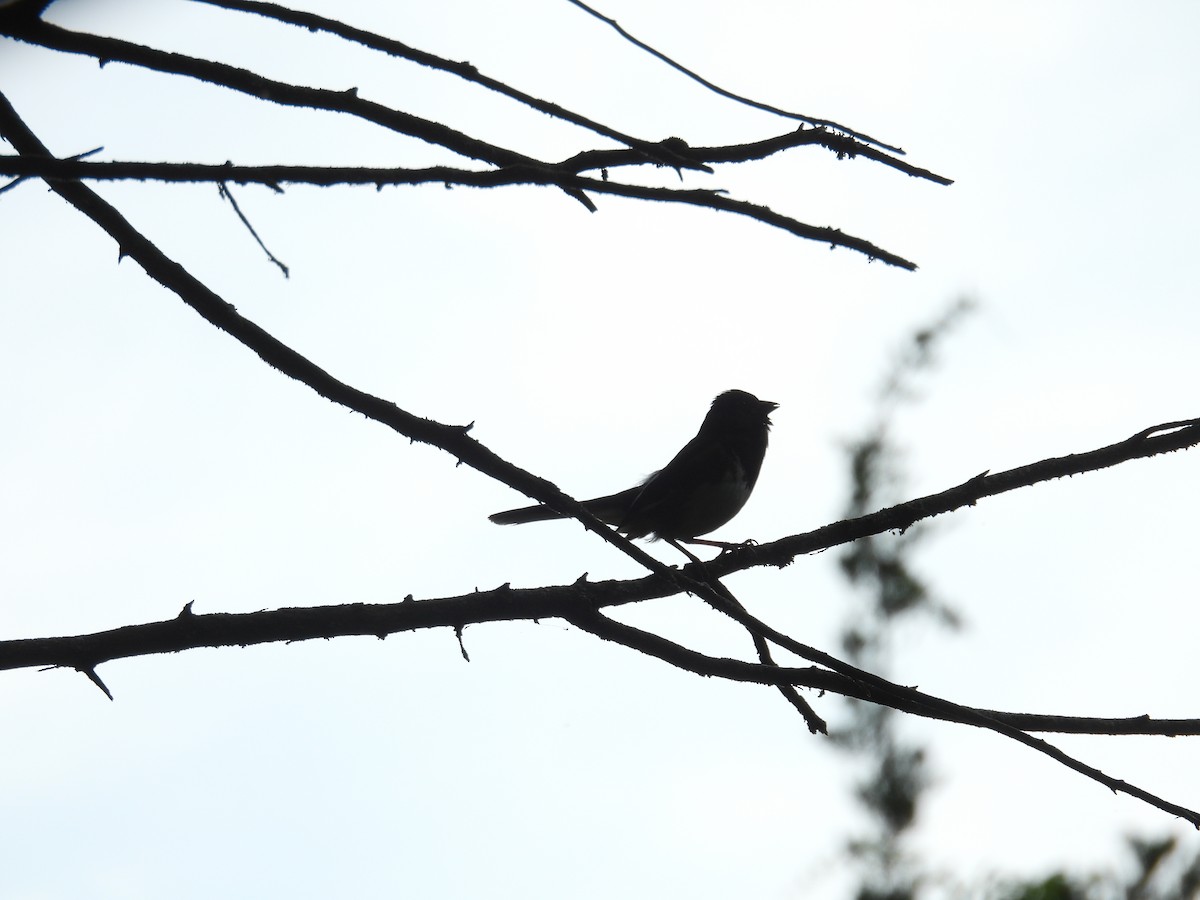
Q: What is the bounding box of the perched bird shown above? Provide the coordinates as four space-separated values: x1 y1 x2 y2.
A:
489 389 777 548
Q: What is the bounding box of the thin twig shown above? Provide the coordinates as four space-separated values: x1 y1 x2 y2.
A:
564 0 905 155
217 181 289 277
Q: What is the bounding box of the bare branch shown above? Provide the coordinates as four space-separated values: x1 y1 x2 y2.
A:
10 584 1194 822
5 582 1196 743
702 418 1200 573
0 154 919 268
562 129 952 183
691 566 827 735
0 122 952 187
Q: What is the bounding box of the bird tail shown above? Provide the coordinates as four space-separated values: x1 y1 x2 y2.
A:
489 487 641 528
489 504 565 526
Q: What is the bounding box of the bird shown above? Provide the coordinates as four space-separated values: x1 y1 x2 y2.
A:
489 389 777 551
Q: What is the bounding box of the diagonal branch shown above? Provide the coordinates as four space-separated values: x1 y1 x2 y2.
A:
697 417 1200 575
564 605 1200 826
691 566 827 735
1 20 539 168
563 0 904 155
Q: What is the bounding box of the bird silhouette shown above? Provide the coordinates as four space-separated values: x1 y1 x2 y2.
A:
490 389 776 551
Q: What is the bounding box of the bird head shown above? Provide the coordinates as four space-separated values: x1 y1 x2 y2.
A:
708 389 778 427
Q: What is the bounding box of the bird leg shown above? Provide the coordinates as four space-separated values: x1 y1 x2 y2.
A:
683 537 756 552
664 538 705 565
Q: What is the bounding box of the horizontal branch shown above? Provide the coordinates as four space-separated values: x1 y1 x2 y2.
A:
0 155 919 268
4 583 1196 742
561 128 952 184
3 579 1195 822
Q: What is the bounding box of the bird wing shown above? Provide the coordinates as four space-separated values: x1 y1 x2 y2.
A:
617 433 737 540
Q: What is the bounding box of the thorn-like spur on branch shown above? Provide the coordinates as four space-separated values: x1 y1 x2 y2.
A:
82 666 114 700
563 0 905 156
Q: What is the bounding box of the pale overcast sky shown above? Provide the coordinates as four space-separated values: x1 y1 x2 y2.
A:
2 2 1198 898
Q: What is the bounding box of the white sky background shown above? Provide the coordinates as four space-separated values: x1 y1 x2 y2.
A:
1 1 1198 898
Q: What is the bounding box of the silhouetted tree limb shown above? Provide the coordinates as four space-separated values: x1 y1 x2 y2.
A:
3 581 1198 822
5 583 1198 741
0 155 920 268
0 6 947 267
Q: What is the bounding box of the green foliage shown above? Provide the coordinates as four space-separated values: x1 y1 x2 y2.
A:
834 300 973 900
833 302 1199 900
986 836 1200 900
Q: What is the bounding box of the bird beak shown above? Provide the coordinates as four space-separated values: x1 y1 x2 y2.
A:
763 400 779 413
